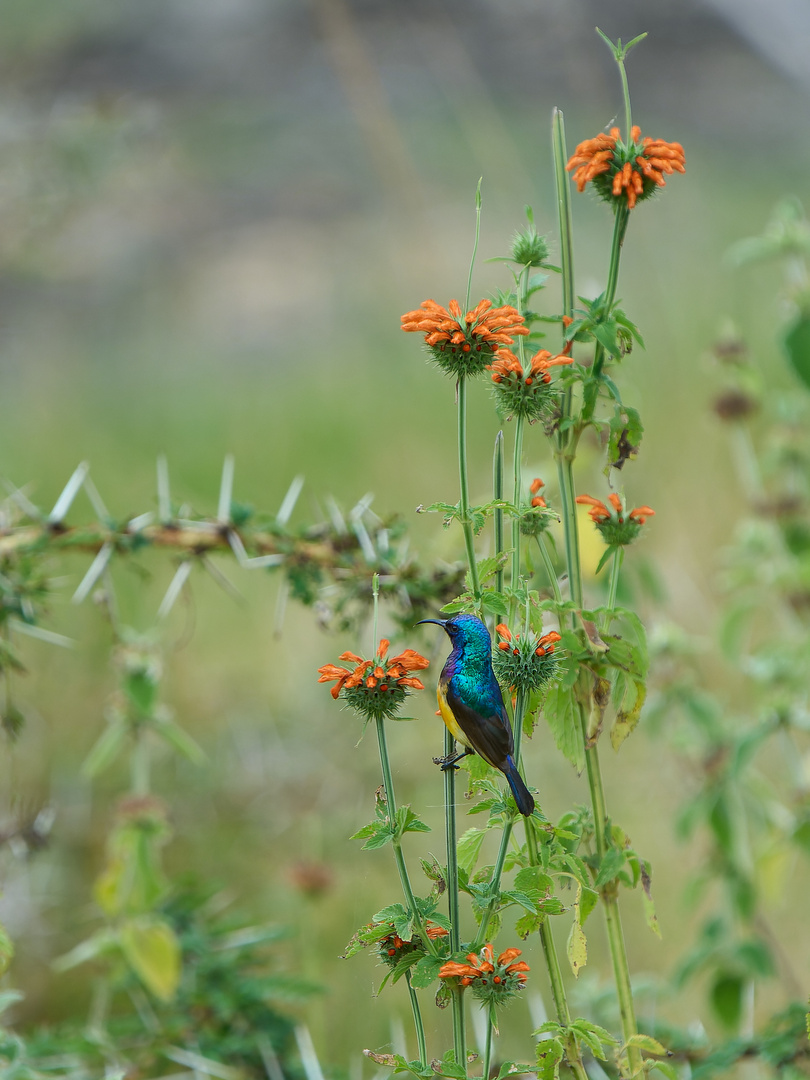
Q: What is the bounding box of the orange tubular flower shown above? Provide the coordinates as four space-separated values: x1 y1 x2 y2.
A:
576 492 655 546
567 125 685 210
318 639 429 720
439 944 529 1005
401 297 528 379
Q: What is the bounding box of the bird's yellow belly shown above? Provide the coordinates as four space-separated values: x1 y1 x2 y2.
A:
437 684 471 747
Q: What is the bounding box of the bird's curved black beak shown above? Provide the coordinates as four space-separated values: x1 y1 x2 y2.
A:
415 619 448 628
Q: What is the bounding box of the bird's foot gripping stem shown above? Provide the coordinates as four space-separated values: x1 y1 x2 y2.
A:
432 748 474 772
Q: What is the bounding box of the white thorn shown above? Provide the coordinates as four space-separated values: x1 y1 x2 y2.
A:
72 543 114 604
49 462 90 523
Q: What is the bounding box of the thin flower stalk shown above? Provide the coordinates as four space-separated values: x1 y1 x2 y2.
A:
493 431 505 594
444 725 466 1072
603 545 624 632
405 970 427 1069
552 101 642 1076
458 375 480 602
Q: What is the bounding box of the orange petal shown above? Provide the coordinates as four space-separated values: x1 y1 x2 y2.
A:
397 677 424 690
317 664 351 681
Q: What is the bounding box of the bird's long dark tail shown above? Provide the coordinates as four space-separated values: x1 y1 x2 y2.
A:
503 757 535 817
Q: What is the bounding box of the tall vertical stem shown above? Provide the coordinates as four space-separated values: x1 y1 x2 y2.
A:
511 414 525 598
406 971 428 1068
458 376 481 600
131 729 151 796
444 726 467 1072
552 104 641 1075
493 432 505 595
482 1010 494 1080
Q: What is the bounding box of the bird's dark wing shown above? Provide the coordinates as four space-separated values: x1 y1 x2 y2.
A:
445 680 514 770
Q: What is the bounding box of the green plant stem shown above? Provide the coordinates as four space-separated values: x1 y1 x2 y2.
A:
521 815 588 1080
605 205 629 314
552 110 575 318
451 984 467 1074
552 104 640 1077
511 413 525 599
602 546 624 631
537 536 562 603
465 179 483 314
405 971 427 1068
444 725 467 1074
617 55 633 137
375 716 440 957
482 1009 494 1080
458 376 481 601
579 711 640 1070
493 432 505 595
131 729 150 796
473 818 513 949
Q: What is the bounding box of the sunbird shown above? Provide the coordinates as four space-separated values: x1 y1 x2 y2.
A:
417 613 535 817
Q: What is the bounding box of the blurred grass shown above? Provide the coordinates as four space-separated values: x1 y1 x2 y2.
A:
1 0 810 1067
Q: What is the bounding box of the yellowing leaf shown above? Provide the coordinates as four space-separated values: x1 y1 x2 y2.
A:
119 916 181 1002
567 917 587 977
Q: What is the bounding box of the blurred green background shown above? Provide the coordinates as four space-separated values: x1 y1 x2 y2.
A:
1 0 810 1068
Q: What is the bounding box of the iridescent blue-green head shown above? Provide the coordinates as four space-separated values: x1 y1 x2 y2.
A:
416 613 493 671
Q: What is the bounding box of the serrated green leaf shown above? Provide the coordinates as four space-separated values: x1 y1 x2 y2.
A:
535 1036 564 1080
594 845 626 887
514 866 553 894
408 954 444 990
373 903 407 923
457 827 486 876
396 806 431 838
500 889 539 913
352 820 395 850
579 886 599 924
515 911 543 938
623 1034 668 1056
480 590 509 616
543 683 585 772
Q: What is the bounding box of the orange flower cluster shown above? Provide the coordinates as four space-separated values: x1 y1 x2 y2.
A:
496 623 561 658
566 125 685 210
576 493 654 548
318 640 429 720
576 494 654 525
439 944 529 1003
401 298 528 378
318 639 428 699
488 347 572 387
